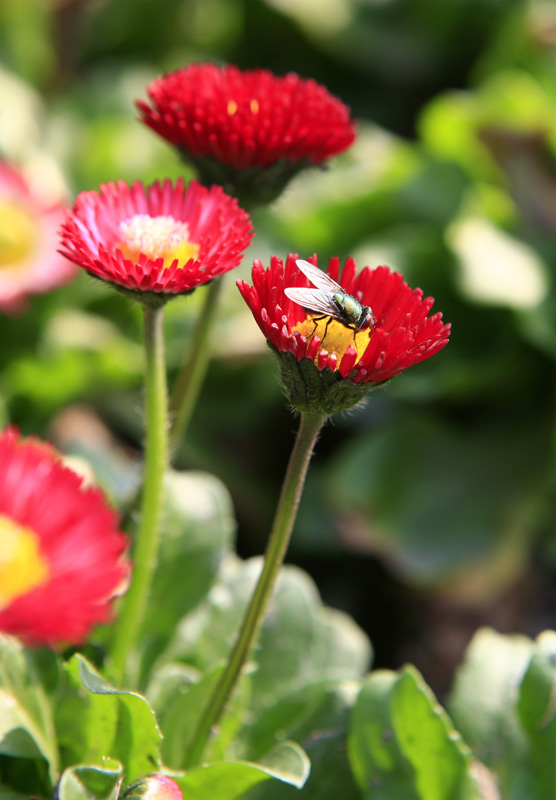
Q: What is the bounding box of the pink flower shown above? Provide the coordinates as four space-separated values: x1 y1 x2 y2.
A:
59 178 253 301
0 161 76 314
0 427 129 647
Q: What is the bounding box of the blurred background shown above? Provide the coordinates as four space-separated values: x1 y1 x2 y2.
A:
0 0 554 696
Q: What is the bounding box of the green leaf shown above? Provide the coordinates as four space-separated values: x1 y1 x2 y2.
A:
166 557 371 709
0 752 52 798
243 682 362 800
149 664 249 768
174 741 310 800
240 682 331 763
391 667 475 800
349 667 480 800
0 635 59 781
448 628 556 798
57 655 161 782
448 627 533 785
349 670 416 800
56 760 123 800
254 568 371 706
156 558 370 792
517 631 556 800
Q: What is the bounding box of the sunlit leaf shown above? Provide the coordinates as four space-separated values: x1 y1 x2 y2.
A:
517 631 556 800
174 741 310 800
55 760 123 800
349 666 481 800
0 635 59 782
57 656 161 782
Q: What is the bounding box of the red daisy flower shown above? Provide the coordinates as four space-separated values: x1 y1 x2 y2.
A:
59 178 253 303
237 255 450 414
137 64 356 206
0 427 129 647
0 161 77 315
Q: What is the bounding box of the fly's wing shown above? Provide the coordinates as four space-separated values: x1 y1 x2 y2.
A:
284 286 341 317
295 259 343 293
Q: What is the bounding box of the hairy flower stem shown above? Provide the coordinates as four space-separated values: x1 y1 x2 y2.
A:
111 304 168 685
184 409 327 768
169 278 224 459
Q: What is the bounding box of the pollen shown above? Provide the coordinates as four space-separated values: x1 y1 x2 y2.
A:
117 215 199 269
250 99 260 114
294 316 371 368
0 514 49 608
227 100 238 116
0 201 38 268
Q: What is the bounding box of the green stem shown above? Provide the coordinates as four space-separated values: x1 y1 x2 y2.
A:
169 278 224 459
184 410 326 768
111 304 168 685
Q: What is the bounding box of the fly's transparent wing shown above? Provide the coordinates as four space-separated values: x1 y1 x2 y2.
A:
295 259 344 294
284 286 341 317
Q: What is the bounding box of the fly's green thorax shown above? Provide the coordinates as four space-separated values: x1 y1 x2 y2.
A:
334 291 362 322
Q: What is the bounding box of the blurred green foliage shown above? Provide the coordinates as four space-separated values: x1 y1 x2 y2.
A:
0 0 554 681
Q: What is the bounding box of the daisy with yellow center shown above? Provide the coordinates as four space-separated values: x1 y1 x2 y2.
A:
0 515 49 609
0 427 129 646
0 201 38 268
0 161 76 315
238 254 451 415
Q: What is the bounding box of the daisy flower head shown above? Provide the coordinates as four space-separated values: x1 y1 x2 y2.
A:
137 64 356 208
0 160 77 315
237 255 451 415
0 427 129 647
59 178 253 306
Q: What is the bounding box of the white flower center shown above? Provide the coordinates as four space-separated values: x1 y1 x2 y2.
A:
117 215 199 267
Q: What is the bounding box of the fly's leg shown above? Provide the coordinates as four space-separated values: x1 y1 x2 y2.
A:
307 313 327 338
306 314 335 348
321 316 334 347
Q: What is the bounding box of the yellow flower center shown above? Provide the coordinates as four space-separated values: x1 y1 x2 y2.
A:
0 514 49 609
294 316 371 368
116 215 199 268
0 201 38 269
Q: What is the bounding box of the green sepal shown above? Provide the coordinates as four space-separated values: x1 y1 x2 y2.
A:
179 152 316 210
85 269 198 308
116 284 197 309
269 343 375 416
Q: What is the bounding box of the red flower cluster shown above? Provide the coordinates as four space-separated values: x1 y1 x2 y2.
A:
137 63 356 170
237 255 451 386
0 161 76 314
59 178 253 300
0 428 129 646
